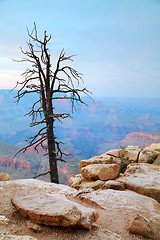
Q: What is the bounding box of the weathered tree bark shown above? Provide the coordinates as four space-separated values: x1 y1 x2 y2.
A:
13 23 91 183
46 118 59 183
46 95 59 183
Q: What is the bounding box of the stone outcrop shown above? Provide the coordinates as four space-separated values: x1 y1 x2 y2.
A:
118 163 160 202
11 193 98 229
68 143 160 239
70 143 160 194
0 172 12 181
81 164 120 181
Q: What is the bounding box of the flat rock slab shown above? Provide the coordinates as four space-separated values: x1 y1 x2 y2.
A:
79 155 121 169
11 193 98 229
118 163 160 202
74 189 160 239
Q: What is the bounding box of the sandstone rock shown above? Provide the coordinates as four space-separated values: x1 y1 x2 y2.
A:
138 149 158 163
1 178 77 196
118 163 160 202
144 143 160 154
0 172 12 181
26 221 43 232
153 155 160 166
68 174 84 190
79 155 116 169
0 232 38 240
11 193 98 229
102 180 125 190
119 145 141 162
74 189 160 239
128 214 153 238
0 215 9 225
81 164 120 181
73 202 99 229
80 180 105 190
106 149 121 158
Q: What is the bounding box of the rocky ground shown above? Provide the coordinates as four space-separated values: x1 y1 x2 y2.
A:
0 143 160 240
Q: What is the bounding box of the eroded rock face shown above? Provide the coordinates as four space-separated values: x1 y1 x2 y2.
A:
118 163 160 202
0 172 12 181
81 164 120 181
11 193 98 229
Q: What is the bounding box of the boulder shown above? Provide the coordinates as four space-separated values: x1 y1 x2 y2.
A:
68 174 84 190
70 178 125 191
81 164 120 181
80 180 105 190
74 189 160 239
73 202 99 229
128 214 153 238
0 172 12 181
11 193 98 229
118 163 160 202
138 149 158 163
102 180 125 190
119 145 141 162
153 155 160 166
144 143 160 154
79 154 122 169
106 149 121 158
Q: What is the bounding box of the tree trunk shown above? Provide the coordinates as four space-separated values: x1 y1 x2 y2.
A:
46 117 59 183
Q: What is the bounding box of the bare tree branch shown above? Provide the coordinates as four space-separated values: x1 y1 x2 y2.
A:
13 23 92 183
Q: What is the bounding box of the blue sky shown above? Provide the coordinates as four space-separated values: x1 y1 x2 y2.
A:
0 0 160 97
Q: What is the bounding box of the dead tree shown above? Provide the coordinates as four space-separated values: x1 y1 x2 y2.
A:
13 24 91 183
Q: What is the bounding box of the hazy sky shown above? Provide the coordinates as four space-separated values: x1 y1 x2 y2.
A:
0 0 160 97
